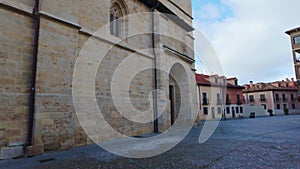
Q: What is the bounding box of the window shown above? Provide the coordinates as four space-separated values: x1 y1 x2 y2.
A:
218 107 222 114
276 104 281 109
291 94 295 101
212 107 215 114
110 1 127 38
214 77 218 84
202 93 209 105
226 94 230 105
261 104 267 110
236 107 239 114
294 36 300 45
296 53 300 62
240 107 243 113
275 94 280 102
232 107 235 114
203 107 208 115
226 107 230 114
217 93 221 105
292 104 296 109
282 94 286 102
249 95 255 103
260 94 266 102
237 95 241 105
235 79 238 86
283 104 288 109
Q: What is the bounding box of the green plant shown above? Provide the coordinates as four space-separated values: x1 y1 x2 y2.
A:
284 108 289 115
268 109 274 116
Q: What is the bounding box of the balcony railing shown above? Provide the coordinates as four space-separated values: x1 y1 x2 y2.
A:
274 97 281 102
237 100 243 105
202 98 209 105
260 98 267 102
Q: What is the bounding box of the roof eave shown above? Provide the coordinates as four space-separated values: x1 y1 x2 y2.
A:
285 27 300 35
138 0 194 32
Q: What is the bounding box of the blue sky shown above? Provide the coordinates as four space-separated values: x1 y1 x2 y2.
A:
191 0 300 85
192 0 232 22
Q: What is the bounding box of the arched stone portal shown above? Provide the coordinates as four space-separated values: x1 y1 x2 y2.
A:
164 63 191 129
169 75 180 125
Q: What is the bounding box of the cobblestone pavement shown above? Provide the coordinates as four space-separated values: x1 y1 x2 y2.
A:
1 115 300 169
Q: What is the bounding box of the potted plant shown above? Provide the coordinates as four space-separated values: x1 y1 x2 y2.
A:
268 109 274 116
284 108 289 115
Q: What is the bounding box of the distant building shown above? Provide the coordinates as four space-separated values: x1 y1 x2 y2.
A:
286 27 300 93
196 74 225 121
224 78 245 119
196 74 244 121
243 79 300 116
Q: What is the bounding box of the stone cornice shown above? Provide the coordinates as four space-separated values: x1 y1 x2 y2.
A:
138 0 194 32
0 0 33 16
38 11 81 29
163 45 195 63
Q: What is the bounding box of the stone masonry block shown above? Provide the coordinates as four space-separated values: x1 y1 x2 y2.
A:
0 146 24 159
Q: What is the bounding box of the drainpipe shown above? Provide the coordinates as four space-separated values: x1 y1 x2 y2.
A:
151 1 159 133
27 0 40 146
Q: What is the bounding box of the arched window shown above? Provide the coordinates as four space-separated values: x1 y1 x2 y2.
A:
110 1 127 38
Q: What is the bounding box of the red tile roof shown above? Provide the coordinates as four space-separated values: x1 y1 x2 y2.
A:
195 74 244 89
196 74 211 85
243 80 297 93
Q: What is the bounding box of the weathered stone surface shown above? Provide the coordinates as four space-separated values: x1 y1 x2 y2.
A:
0 146 24 159
0 6 33 153
0 0 196 157
40 0 79 24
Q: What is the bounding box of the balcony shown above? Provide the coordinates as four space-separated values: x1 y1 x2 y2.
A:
274 98 281 102
237 100 243 105
249 99 255 103
260 98 267 102
282 98 288 102
202 98 209 105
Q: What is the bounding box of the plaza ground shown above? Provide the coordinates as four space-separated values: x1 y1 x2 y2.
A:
1 115 300 169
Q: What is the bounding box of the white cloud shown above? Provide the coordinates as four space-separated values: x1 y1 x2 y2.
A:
193 0 300 84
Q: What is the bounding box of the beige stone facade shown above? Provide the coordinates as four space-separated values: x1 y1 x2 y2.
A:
0 0 197 158
196 74 225 121
196 74 245 121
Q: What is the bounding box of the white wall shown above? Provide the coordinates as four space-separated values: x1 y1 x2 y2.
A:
243 105 268 117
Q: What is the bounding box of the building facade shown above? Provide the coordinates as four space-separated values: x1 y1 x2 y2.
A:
243 79 300 116
196 74 225 121
286 27 300 93
196 74 244 121
224 78 245 119
0 0 197 158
